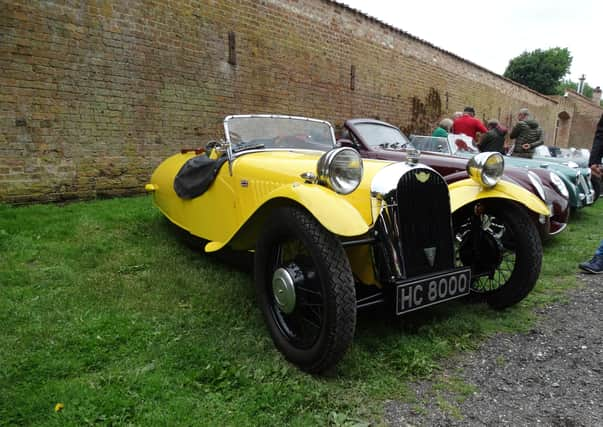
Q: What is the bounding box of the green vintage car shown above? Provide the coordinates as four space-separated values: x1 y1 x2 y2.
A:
411 134 594 209
534 146 599 202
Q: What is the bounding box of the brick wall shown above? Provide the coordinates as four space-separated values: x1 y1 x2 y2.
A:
564 91 603 149
1 0 600 203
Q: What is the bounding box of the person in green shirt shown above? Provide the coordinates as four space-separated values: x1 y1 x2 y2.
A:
432 118 453 137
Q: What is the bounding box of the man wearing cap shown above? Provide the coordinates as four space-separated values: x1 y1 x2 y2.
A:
510 108 543 158
451 107 488 142
478 119 507 154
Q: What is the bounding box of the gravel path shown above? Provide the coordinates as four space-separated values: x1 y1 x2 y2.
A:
384 273 603 426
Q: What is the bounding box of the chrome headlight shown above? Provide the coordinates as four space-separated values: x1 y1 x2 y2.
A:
317 147 363 194
549 172 569 199
527 171 546 201
467 152 504 188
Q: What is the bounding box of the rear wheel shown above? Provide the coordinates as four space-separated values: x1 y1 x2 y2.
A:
454 201 542 309
254 206 356 373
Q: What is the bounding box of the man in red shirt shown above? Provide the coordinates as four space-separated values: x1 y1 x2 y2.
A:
452 106 487 141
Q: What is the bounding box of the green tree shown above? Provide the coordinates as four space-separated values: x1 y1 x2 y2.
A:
503 47 572 95
557 79 594 98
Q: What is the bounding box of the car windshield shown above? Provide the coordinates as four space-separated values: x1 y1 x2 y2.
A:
354 123 410 149
563 148 590 166
534 146 551 157
224 116 335 152
410 135 451 153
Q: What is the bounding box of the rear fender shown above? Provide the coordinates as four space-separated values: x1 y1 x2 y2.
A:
449 179 550 216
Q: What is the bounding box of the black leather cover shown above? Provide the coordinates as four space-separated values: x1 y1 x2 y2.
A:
173 155 228 199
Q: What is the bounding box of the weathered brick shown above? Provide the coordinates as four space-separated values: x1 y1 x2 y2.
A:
1 0 601 204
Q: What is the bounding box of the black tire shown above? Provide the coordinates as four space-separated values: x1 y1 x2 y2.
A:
591 175 600 203
254 206 356 373
454 200 542 309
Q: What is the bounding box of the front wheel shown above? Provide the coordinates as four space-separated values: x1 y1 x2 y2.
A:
454 201 542 309
254 206 356 373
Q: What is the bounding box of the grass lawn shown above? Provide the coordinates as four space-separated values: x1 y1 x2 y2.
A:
1 196 601 426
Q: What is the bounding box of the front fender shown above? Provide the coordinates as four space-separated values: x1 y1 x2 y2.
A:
264 184 370 237
449 179 550 216
205 183 370 252
548 169 579 207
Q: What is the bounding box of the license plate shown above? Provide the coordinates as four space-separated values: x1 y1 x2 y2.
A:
395 268 471 315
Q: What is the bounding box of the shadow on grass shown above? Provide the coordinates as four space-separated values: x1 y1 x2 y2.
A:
161 218 255 274
152 210 575 382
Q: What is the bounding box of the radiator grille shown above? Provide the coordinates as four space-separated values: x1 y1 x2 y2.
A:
396 168 455 277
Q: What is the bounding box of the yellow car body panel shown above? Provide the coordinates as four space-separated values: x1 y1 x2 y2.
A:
449 179 551 216
149 149 549 257
345 244 377 286
148 150 392 252
144 116 554 374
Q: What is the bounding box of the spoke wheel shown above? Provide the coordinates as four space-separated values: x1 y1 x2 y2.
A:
270 253 324 349
255 206 356 373
454 201 542 309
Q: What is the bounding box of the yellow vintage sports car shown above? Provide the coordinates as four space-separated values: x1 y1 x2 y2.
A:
146 115 549 373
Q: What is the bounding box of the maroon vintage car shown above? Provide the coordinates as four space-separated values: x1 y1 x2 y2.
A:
339 118 570 239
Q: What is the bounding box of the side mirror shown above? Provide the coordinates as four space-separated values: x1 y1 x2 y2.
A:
337 138 360 150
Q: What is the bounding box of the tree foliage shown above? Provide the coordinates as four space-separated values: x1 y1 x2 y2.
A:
503 47 572 95
557 79 594 98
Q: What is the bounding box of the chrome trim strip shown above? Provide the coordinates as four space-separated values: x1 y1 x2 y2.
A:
370 162 438 200
370 163 444 283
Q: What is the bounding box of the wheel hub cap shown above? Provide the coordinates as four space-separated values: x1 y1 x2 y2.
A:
272 267 297 314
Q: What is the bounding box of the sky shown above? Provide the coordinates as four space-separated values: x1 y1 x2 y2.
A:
337 0 602 92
